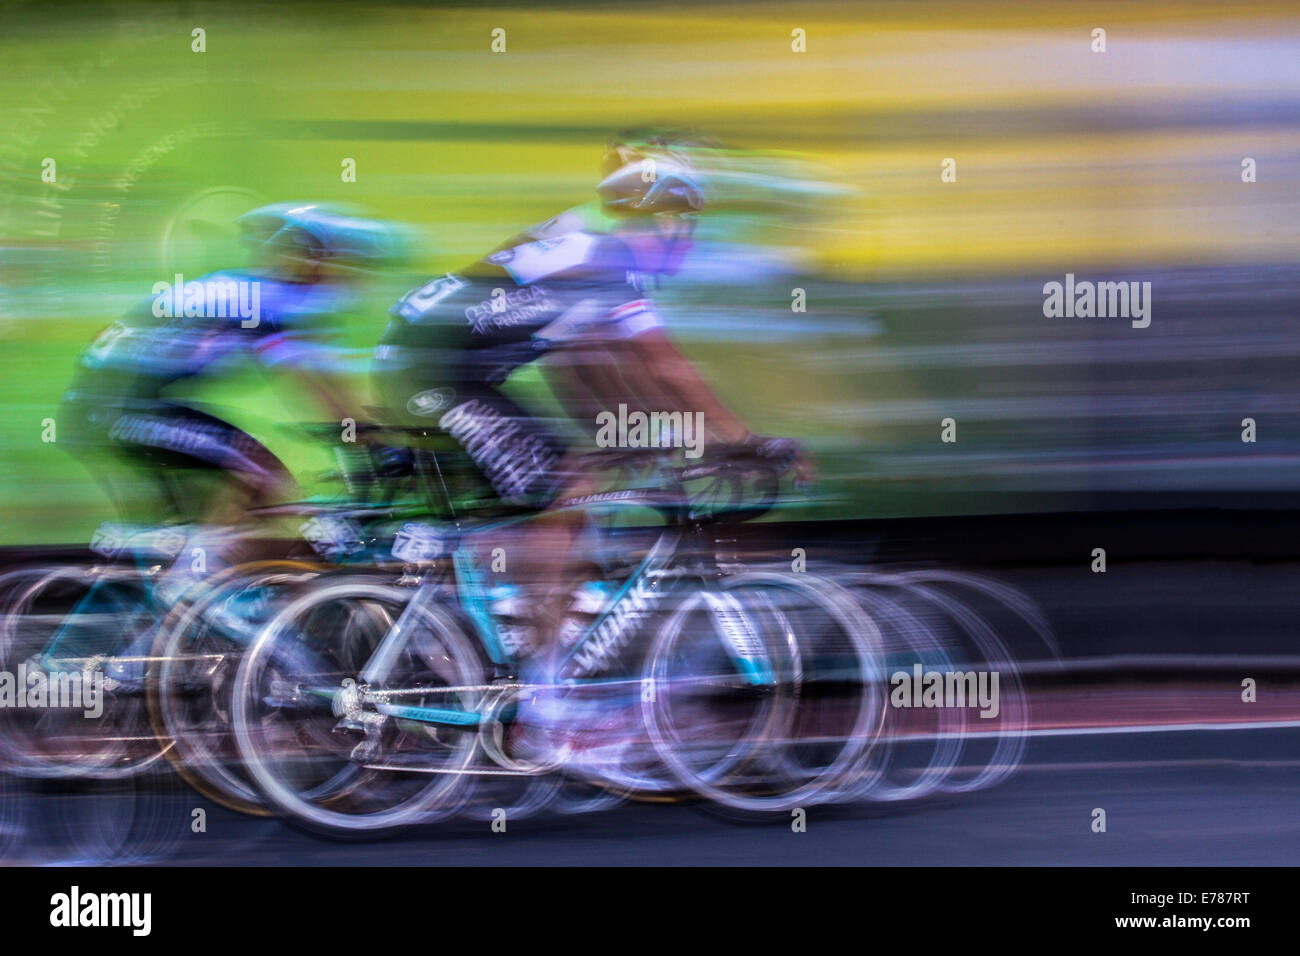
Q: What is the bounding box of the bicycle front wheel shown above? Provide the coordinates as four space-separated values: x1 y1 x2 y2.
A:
148 559 322 816
642 572 885 814
0 564 166 779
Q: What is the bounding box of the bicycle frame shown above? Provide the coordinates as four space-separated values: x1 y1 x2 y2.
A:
350 498 778 730
37 546 170 674
36 492 429 677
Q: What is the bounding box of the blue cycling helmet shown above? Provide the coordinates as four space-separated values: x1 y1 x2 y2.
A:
237 202 407 265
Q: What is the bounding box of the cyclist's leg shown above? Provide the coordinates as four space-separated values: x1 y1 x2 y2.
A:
379 373 591 647
59 395 182 526
100 403 296 594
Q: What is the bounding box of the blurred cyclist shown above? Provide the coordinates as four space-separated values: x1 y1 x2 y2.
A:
373 131 810 692
61 202 400 593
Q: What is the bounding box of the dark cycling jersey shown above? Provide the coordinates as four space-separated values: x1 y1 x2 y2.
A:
66 270 348 404
371 212 665 507
373 212 663 390
60 271 348 502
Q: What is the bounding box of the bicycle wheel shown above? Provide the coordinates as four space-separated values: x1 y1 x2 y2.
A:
148 560 321 817
0 564 168 779
830 578 966 804
0 769 28 862
890 573 1031 794
232 578 488 837
50 763 189 865
642 572 885 814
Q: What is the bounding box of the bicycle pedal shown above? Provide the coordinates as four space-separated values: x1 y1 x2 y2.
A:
348 735 384 764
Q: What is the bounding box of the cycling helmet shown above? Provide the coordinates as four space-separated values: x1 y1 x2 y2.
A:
600 126 717 177
597 160 704 216
237 203 405 266
597 129 707 216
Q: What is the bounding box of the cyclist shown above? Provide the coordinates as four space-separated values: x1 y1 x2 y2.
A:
61 202 400 596
373 132 811 694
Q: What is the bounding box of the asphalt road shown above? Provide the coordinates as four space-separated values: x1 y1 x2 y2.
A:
2 721 1296 866
2 548 1297 866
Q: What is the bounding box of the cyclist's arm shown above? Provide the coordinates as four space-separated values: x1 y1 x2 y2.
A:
255 332 368 427
614 327 749 444
542 343 632 424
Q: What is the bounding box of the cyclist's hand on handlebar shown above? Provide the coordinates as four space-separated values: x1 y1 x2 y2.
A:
742 433 817 488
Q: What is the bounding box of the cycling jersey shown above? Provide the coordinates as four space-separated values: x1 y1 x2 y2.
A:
373 219 662 389
372 217 666 508
60 271 344 506
66 271 348 403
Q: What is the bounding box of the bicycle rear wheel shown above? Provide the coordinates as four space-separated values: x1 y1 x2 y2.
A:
0 565 166 779
232 578 487 836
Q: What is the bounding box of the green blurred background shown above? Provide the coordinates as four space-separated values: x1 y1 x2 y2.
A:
3 1 1299 544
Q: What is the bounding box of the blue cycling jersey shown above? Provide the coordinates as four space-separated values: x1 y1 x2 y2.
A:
70 271 349 400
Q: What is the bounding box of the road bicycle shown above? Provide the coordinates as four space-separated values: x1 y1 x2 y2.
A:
0 426 418 781
231 447 887 835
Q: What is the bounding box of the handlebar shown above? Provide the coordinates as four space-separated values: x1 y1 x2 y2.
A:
294 425 800 526
568 444 794 527
671 444 787 525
